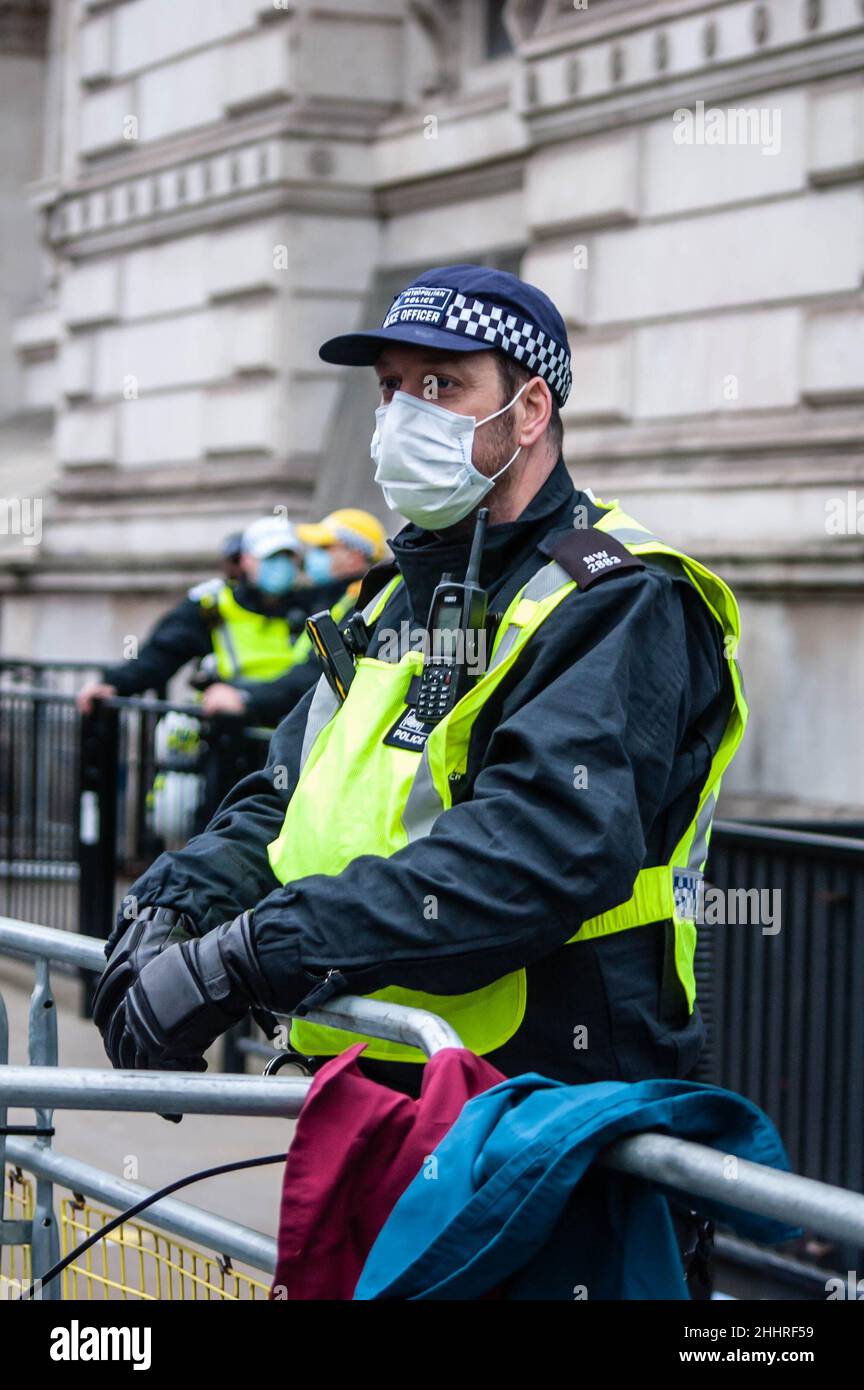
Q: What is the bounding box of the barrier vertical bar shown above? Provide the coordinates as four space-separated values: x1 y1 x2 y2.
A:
28 960 59 1298
78 702 119 1015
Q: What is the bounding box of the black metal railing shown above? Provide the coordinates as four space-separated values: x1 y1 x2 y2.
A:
0 686 270 945
705 819 864 1207
0 658 106 696
0 688 81 933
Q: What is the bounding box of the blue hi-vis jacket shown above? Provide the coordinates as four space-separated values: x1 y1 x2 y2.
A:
354 1077 799 1300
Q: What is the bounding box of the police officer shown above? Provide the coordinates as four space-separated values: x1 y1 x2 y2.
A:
236 509 389 728
76 517 318 724
93 264 747 1112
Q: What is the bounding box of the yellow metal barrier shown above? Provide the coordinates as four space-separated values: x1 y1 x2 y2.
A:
3 1166 270 1301
1 1166 33 1293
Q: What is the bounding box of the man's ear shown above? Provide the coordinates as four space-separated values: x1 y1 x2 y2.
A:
518 377 552 449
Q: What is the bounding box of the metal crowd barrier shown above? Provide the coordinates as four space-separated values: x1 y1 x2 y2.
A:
2 916 864 1301
0 916 459 1299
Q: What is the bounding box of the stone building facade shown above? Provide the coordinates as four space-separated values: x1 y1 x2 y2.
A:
2 0 863 816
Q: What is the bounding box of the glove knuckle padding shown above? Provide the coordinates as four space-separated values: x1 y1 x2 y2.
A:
93 906 197 1035
110 906 196 969
104 912 264 1070
137 947 207 1032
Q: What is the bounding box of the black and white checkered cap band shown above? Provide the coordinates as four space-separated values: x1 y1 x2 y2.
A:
443 293 572 406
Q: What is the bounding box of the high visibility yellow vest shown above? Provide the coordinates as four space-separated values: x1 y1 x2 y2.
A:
267 502 749 1064
197 582 357 683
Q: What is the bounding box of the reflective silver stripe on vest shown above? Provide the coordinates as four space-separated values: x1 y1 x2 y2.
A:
362 583 395 624
488 560 572 671
299 675 340 773
364 577 407 662
733 658 747 702
401 743 444 843
216 615 241 679
601 526 662 546
688 790 716 871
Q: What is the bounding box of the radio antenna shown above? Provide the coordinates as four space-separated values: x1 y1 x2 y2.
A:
464 508 489 587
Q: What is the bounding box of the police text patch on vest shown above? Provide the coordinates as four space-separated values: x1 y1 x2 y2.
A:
383 706 435 751
383 286 455 329
672 868 705 922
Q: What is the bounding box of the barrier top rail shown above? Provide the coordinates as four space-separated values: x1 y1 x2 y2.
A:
0 686 281 738
712 817 864 856
0 916 463 1057
0 658 104 671
3 917 864 1250
0 686 202 718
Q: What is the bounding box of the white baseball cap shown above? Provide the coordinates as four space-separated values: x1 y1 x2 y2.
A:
241 516 303 560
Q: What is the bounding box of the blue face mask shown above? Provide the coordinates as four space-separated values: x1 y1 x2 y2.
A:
257 553 297 595
304 547 334 585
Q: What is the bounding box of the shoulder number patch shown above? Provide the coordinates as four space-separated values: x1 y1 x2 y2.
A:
540 528 646 590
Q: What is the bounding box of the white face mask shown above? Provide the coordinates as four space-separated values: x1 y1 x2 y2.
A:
370 382 528 530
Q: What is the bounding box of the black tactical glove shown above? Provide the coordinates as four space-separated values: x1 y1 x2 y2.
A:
92 906 199 1040
104 910 279 1071
104 894 184 957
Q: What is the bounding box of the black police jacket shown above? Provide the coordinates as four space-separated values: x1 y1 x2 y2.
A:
119 458 735 1094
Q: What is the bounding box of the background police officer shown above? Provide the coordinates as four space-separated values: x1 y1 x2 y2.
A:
76 517 315 723
233 509 389 728
297 508 388 590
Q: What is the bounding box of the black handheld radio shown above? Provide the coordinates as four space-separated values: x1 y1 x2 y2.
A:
415 507 490 725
